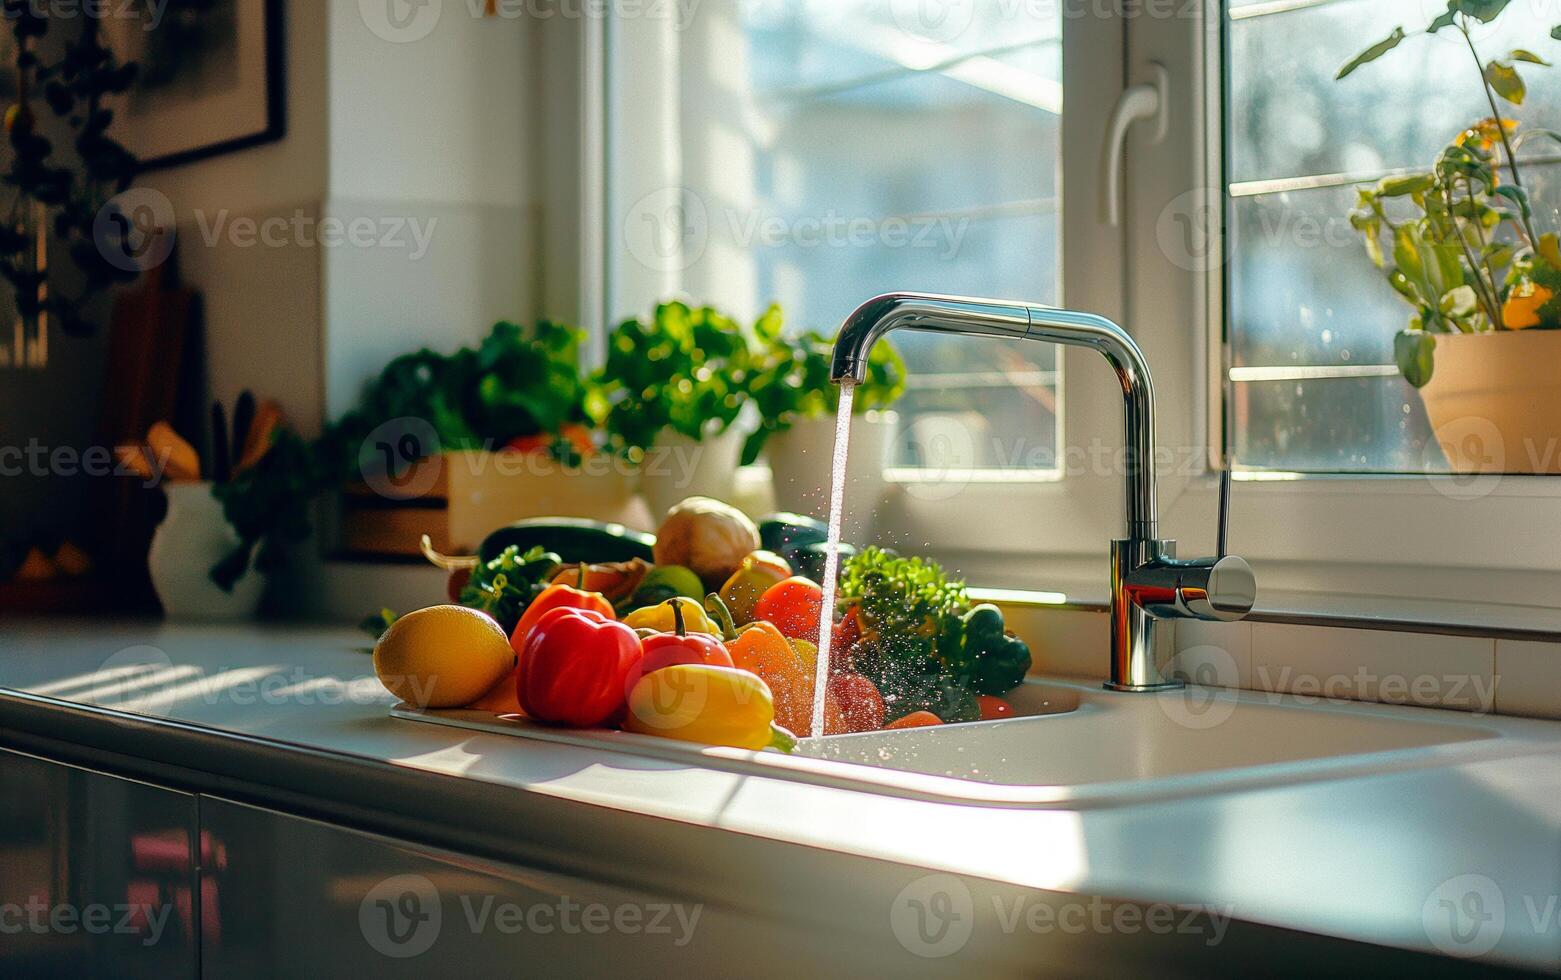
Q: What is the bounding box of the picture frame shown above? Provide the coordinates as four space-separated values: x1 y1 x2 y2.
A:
104 0 286 171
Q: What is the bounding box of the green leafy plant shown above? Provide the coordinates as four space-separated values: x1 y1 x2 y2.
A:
595 301 760 453
836 546 1030 723
1339 0 1561 386
741 311 907 466
208 320 594 589
2 7 143 337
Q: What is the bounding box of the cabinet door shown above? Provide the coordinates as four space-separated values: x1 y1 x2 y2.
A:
0 748 199 979
198 795 927 979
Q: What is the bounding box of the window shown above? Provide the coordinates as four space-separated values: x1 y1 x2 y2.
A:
1225 0 1561 474
604 1 1066 473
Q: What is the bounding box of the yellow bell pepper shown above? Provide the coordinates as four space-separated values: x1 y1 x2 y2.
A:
621 597 719 635
622 664 797 752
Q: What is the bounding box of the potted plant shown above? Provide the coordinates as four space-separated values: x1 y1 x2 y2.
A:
337 320 641 555
596 301 759 518
744 314 906 528
1340 2 1561 472
117 399 295 620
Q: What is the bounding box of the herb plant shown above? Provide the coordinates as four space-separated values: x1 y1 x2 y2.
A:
837 547 1029 723
741 313 907 466
1339 0 1561 386
595 301 759 452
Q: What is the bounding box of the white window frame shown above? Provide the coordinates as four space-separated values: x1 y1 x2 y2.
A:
1137 0 1561 609
541 2 1561 611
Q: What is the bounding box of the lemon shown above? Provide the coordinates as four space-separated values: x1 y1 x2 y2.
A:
373 605 515 709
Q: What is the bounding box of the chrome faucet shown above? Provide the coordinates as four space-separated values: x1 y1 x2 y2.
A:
831 292 1256 692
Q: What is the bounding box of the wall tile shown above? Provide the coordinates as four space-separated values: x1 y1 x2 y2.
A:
1001 607 1109 681
1250 623 1496 713
1495 640 1561 720
1173 620 1253 691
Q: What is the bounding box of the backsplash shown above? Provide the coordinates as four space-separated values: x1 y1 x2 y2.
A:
1003 604 1561 722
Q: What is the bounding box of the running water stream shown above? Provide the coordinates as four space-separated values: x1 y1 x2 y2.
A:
808 382 855 739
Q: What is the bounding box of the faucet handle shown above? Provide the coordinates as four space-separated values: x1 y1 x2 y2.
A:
1217 466 1232 559
1175 554 1256 622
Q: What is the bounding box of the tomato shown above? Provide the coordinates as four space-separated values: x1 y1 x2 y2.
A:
751 577 825 644
977 695 1015 720
827 672 885 734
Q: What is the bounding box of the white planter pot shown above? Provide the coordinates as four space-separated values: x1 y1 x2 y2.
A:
639 427 745 519
148 482 265 620
767 410 897 539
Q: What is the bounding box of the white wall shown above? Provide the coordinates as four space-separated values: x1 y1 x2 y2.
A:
321 3 538 419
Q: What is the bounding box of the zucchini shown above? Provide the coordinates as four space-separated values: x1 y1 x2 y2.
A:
784 541 857 584
758 513 829 553
478 518 656 565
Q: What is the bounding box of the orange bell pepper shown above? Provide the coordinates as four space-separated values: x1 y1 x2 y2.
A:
727 621 814 735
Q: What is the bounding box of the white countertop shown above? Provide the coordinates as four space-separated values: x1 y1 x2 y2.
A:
2 619 1560 972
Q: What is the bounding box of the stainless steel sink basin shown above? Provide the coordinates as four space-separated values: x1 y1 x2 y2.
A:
395 676 1510 808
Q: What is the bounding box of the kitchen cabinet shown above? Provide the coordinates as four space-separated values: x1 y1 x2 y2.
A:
0 748 199 979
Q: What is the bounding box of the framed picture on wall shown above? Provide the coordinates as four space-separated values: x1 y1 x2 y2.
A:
104 0 285 171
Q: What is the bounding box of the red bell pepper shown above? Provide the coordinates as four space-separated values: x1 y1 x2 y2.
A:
509 567 615 655
517 607 642 727
624 599 734 695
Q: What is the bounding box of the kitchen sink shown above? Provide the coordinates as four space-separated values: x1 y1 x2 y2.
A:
394 676 1511 808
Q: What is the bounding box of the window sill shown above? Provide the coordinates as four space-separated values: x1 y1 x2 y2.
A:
969 584 1561 644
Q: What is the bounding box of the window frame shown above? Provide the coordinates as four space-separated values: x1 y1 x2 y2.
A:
547 2 1561 610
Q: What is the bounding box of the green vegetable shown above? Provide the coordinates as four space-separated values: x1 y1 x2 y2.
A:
478 518 655 566
741 326 906 466
209 319 598 589
758 514 829 552
783 541 858 585
946 604 1032 696
838 547 979 719
839 546 969 659
458 545 562 634
618 564 705 615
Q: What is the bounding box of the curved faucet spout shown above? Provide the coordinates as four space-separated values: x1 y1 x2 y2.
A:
831 291 1158 540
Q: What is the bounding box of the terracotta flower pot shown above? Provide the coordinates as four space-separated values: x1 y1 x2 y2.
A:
1418 330 1561 474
